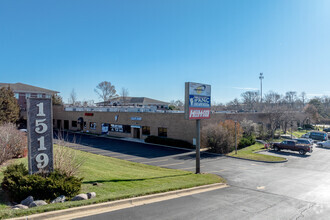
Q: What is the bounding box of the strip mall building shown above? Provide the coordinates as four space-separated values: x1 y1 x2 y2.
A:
53 105 273 144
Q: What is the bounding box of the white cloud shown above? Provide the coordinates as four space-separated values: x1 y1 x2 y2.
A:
231 87 259 91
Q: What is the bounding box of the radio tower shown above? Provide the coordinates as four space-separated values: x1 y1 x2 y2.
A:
259 73 264 102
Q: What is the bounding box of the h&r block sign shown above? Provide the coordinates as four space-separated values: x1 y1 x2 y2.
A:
27 98 54 174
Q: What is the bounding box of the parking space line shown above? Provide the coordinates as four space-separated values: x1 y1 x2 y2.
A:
143 159 168 164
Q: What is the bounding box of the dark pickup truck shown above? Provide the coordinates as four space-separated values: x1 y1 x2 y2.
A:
271 140 313 155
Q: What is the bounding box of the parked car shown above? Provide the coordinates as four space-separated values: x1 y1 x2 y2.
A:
271 140 313 155
317 140 330 148
323 128 330 132
301 131 328 142
294 138 314 145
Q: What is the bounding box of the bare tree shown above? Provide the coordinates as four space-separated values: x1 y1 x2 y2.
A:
264 105 285 139
82 100 95 107
304 103 320 123
284 91 297 108
264 91 281 104
226 98 241 111
169 100 184 110
94 81 117 102
120 87 129 106
68 89 77 105
300 92 307 106
241 91 259 111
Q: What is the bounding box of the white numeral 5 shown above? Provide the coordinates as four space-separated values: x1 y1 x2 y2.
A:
35 119 48 134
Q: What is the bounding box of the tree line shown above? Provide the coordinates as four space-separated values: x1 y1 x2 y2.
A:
67 81 129 107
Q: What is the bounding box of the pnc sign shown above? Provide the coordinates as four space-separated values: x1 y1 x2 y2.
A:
27 98 54 174
185 82 211 120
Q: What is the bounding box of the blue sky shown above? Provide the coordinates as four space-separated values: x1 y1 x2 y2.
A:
1 0 330 104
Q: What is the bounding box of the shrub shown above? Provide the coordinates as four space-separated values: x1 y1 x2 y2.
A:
145 136 193 149
54 145 85 177
0 123 27 165
240 119 258 137
1 163 83 202
53 132 86 177
202 120 243 154
238 135 256 149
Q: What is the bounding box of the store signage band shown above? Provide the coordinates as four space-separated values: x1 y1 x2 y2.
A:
27 98 54 174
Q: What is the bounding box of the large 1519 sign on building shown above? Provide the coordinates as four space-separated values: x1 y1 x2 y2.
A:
185 82 211 120
27 98 53 174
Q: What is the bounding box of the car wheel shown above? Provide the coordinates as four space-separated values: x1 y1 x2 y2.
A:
274 146 279 152
299 149 306 155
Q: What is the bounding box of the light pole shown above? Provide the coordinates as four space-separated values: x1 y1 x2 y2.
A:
235 121 237 154
259 73 264 102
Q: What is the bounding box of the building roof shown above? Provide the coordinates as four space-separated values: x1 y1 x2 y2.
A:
97 96 169 106
0 82 59 94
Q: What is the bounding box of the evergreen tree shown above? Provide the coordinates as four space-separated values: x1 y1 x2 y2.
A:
52 94 63 105
0 87 20 124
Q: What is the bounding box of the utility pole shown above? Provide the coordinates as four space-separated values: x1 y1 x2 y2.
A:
259 73 264 103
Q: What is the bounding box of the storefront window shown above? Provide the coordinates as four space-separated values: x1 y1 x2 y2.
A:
158 127 167 137
142 126 150 135
123 125 131 133
90 122 97 130
72 121 77 127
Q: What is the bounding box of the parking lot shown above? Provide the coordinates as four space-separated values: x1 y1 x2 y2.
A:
56 132 330 219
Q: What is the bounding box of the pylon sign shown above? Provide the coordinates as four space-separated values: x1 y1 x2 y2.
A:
185 82 211 120
27 98 54 174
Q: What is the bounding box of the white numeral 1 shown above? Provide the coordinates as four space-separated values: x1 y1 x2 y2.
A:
37 136 46 150
36 102 46 116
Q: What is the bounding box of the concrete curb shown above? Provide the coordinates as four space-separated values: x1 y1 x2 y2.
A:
225 155 288 163
200 150 288 163
10 183 228 220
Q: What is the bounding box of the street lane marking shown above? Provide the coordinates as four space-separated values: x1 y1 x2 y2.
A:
143 159 168 164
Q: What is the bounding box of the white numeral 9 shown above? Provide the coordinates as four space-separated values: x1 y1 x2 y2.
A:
35 119 47 134
36 153 49 169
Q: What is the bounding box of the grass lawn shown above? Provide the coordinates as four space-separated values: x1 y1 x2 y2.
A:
0 145 224 219
291 131 305 138
227 142 286 162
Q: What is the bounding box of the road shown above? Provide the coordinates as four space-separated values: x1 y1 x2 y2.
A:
54 131 330 219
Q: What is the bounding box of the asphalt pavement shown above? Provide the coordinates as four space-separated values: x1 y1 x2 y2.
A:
54 131 330 219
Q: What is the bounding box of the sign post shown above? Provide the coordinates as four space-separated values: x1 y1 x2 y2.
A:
185 82 211 174
27 98 54 174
